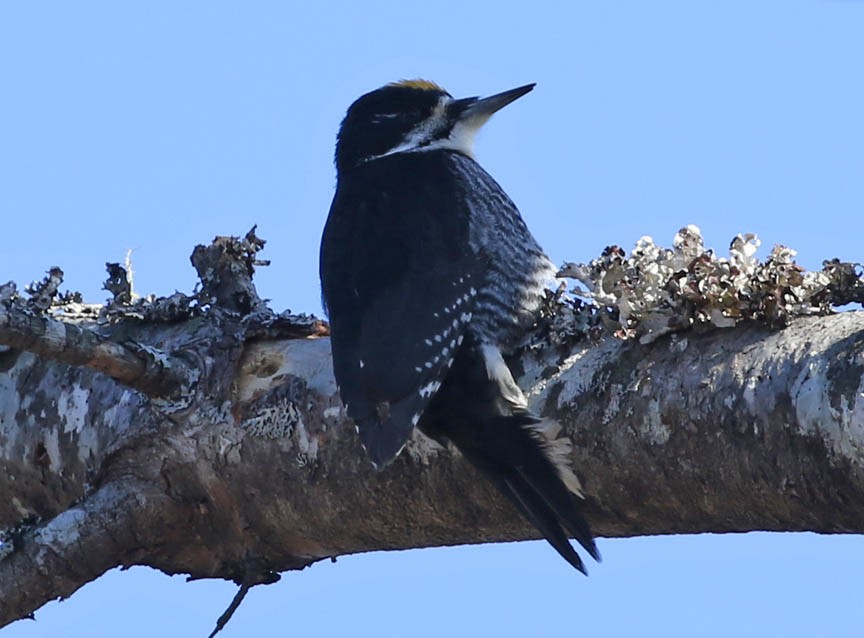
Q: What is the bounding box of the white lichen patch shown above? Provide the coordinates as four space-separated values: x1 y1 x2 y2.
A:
552 339 625 411
42 427 63 473
791 355 864 465
792 360 839 434
558 226 862 344
518 351 557 403
242 403 301 439
138 343 171 367
59 385 90 434
34 507 86 554
100 390 137 433
641 399 671 445
239 393 320 465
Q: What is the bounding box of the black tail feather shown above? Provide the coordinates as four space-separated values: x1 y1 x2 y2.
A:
500 413 600 562
476 415 597 570
419 338 599 572
496 472 588 574
356 414 412 469
520 469 600 562
426 410 598 572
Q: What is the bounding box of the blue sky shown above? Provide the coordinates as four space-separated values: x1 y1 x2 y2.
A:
2 2 862 636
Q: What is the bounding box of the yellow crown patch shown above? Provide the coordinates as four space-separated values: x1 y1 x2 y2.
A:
388 79 446 92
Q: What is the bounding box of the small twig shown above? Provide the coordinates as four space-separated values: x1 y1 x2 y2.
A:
207 583 251 638
0 304 194 399
208 565 280 638
125 249 139 301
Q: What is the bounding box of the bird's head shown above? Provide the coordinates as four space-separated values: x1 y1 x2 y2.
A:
335 79 535 174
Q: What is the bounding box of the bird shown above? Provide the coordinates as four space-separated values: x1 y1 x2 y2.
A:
319 79 599 573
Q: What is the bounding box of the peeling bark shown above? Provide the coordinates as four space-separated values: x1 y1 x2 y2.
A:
2 295 863 625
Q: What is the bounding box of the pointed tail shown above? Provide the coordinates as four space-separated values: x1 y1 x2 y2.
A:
419 336 599 572
448 411 600 573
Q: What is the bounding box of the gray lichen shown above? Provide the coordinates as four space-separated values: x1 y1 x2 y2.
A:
242 401 303 439
555 225 863 345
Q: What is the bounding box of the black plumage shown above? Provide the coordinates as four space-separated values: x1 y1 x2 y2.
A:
320 80 599 572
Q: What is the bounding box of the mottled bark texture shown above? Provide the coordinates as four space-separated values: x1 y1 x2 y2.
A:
1 237 863 626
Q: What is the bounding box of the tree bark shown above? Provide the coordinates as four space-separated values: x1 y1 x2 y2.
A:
2 281 863 626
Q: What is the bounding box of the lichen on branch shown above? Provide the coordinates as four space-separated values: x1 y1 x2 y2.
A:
555 225 863 344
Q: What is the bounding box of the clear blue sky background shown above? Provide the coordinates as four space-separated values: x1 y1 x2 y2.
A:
2 2 862 637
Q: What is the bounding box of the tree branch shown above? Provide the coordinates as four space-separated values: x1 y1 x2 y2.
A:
2 309 863 626
0 303 194 399
0 480 194 622
2 228 862 627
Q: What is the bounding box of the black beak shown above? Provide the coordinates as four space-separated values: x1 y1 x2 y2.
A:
451 83 536 122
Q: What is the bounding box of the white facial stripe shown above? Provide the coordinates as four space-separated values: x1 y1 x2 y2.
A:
365 96 489 161
367 96 448 160
419 113 490 158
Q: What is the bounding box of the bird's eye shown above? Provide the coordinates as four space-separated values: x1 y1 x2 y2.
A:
371 113 400 123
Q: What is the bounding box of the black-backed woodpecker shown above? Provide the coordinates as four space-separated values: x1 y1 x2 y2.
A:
320 79 599 572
